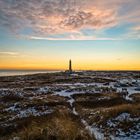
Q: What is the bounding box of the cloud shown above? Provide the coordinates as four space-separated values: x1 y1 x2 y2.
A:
132 25 140 31
29 34 120 41
0 0 140 40
0 51 19 56
122 25 140 39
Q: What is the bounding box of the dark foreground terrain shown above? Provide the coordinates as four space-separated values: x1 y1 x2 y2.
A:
0 71 140 140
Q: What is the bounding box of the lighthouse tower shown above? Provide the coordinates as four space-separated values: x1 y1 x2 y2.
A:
69 59 72 72
65 59 73 74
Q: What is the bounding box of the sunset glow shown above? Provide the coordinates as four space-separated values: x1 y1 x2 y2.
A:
0 0 140 70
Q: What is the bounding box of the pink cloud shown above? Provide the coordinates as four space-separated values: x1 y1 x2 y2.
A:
0 0 139 40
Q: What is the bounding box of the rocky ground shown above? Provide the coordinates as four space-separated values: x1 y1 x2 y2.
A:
0 71 140 140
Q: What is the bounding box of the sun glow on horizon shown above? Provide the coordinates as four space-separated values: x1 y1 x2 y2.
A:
0 0 140 70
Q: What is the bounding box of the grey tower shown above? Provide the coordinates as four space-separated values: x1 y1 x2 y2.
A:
69 59 72 72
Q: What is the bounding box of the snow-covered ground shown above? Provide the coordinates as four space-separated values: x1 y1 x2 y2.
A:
106 113 140 140
53 79 140 102
0 71 139 139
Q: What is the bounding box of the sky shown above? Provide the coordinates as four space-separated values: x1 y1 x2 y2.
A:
0 0 140 70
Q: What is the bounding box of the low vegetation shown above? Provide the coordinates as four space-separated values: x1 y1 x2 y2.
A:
0 71 139 139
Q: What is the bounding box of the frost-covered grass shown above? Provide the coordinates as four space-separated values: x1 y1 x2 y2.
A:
75 97 140 140
130 93 140 102
106 112 140 139
0 109 93 140
0 71 139 140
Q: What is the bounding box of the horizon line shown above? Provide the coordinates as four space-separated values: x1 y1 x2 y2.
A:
0 69 140 72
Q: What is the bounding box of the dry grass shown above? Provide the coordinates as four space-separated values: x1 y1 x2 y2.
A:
73 92 140 127
130 93 140 102
0 109 94 140
1 94 23 102
96 103 140 125
76 102 140 127
73 92 129 109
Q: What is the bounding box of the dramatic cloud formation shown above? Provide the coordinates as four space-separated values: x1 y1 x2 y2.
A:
0 0 140 40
